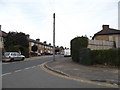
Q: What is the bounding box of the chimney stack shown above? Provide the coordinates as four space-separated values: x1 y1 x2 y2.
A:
26 34 30 39
36 39 40 42
102 25 109 30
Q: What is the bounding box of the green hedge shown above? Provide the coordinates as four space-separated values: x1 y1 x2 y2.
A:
70 36 88 62
4 32 30 58
79 48 91 65
23 47 29 58
90 49 120 66
70 36 120 66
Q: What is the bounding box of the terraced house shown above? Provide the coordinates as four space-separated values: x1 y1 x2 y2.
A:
27 35 53 56
0 25 53 56
0 25 7 49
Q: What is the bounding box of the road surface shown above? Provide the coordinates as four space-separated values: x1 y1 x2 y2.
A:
2 55 114 88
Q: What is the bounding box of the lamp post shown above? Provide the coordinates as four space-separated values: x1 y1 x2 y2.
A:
53 13 55 61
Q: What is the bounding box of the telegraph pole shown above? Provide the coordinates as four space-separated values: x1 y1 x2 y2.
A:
53 13 55 61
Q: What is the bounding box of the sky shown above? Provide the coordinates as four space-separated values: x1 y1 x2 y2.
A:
118 1 120 30
0 0 119 48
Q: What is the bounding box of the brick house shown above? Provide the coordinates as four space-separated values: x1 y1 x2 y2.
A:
28 35 53 56
92 25 120 48
0 25 7 49
0 25 54 55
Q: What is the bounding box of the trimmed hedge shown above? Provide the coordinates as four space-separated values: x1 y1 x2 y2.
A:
79 48 91 65
71 36 119 66
90 49 120 66
70 36 88 62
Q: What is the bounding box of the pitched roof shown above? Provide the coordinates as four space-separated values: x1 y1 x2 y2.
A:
92 25 120 39
94 28 120 35
28 38 52 47
0 30 7 37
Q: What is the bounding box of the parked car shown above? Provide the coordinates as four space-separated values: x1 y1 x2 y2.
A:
37 53 41 56
44 52 53 55
2 52 25 62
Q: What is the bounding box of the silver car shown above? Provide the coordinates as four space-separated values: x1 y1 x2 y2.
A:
2 52 25 62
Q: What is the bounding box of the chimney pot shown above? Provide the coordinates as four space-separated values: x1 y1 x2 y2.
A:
102 25 109 30
26 34 30 38
36 39 40 42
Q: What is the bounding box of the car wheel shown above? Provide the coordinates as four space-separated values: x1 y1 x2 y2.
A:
21 57 25 60
10 58 14 62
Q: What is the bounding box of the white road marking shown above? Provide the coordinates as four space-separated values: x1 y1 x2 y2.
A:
37 65 40 67
31 66 36 68
24 66 38 70
14 70 22 72
2 65 40 77
1 72 12 77
24 67 31 70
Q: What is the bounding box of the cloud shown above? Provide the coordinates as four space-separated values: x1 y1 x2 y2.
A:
0 0 119 48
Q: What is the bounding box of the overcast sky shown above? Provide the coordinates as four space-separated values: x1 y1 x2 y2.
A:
0 0 119 48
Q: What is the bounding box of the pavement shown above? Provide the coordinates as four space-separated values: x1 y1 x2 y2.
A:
45 57 120 86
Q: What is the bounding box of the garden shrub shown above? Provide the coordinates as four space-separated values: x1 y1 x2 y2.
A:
71 36 119 66
79 48 91 65
71 36 88 62
90 49 120 66
4 32 29 58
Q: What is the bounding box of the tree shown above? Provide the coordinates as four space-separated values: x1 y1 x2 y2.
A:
31 45 38 52
60 46 64 50
55 46 60 53
4 32 29 57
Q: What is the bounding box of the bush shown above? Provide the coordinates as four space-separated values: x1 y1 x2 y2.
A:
4 32 30 58
71 36 88 62
20 47 29 58
70 36 120 66
30 52 38 57
79 48 91 65
90 49 120 66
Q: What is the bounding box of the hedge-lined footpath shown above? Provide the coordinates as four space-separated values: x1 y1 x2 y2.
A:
71 36 120 66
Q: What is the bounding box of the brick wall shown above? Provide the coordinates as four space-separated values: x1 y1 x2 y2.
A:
115 36 120 48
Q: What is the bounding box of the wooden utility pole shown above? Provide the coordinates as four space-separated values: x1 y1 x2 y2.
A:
53 13 55 61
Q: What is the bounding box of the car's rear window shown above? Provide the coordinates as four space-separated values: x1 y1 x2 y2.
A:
4 52 18 56
4 52 10 56
11 53 16 56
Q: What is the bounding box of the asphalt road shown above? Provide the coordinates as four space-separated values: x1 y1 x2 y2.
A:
2 55 63 74
2 55 113 88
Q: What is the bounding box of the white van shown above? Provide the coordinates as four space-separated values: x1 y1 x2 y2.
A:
64 49 71 57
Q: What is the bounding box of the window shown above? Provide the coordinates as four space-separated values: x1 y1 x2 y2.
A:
0 37 3 42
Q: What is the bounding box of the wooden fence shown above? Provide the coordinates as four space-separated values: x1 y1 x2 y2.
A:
87 40 114 50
